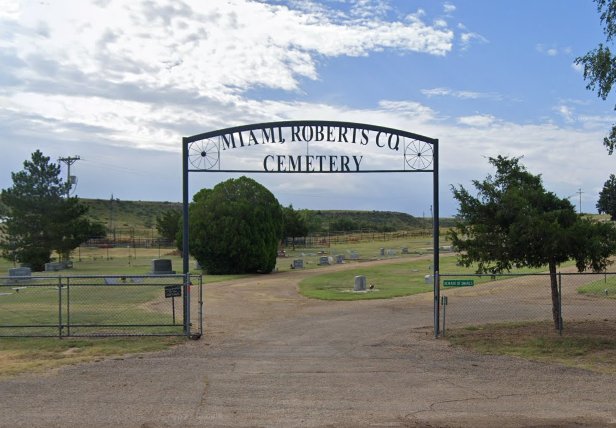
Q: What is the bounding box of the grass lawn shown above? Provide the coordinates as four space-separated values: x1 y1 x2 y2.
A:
577 275 616 299
298 255 561 300
446 320 616 374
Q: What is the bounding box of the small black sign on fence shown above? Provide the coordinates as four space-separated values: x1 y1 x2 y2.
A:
164 285 182 298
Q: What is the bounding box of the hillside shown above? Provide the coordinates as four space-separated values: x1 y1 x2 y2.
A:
3 196 451 234
81 198 182 231
300 209 429 232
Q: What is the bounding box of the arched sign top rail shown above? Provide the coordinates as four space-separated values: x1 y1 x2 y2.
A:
182 120 442 337
183 120 438 174
184 120 437 145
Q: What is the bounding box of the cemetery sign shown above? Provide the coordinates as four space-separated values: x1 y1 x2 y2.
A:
184 121 436 173
182 120 442 336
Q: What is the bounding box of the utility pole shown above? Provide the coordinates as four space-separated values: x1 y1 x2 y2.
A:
577 188 583 214
58 155 81 197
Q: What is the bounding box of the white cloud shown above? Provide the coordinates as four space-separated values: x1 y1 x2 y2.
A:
536 43 572 57
444 2 456 14
457 114 496 127
378 100 437 122
421 87 502 100
460 31 488 50
350 0 390 19
5 0 454 101
555 105 575 123
0 0 19 19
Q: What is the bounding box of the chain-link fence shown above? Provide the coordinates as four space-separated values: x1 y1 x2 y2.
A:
0 274 202 338
437 272 616 335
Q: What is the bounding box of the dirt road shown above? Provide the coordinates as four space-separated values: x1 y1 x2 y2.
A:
0 260 615 427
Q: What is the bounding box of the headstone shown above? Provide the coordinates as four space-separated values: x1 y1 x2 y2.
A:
44 262 64 272
401 247 409 254
318 256 330 265
293 259 304 269
9 267 31 278
380 248 385 256
354 275 367 291
335 255 344 264
151 259 175 274
424 274 433 284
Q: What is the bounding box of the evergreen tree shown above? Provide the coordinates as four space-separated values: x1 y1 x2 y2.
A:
597 174 616 220
156 208 181 243
1 150 103 270
450 156 616 329
188 177 283 274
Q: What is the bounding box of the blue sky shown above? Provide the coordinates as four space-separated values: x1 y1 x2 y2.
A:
0 0 614 216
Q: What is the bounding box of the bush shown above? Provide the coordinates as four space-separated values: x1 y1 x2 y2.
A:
188 177 283 274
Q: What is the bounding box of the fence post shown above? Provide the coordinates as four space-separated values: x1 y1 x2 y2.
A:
66 277 70 337
434 271 440 338
58 277 63 339
184 274 191 337
558 272 563 335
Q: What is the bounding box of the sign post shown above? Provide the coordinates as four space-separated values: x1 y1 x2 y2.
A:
165 285 182 325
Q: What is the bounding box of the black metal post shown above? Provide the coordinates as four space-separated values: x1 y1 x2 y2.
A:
433 139 440 337
558 272 563 335
58 278 63 338
66 277 70 337
182 137 190 336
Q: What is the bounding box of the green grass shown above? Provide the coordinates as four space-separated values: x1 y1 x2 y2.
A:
447 320 616 373
0 282 185 336
299 261 431 300
298 255 562 300
577 275 616 299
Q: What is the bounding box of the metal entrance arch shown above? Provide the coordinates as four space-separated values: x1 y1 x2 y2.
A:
182 120 441 336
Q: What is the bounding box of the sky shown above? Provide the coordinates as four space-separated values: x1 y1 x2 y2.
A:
1 0 615 217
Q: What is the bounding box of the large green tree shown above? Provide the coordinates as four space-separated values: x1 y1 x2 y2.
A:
1 150 104 271
576 0 616 153
450 156 616 329
187 177 283 274
597 174 616 220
